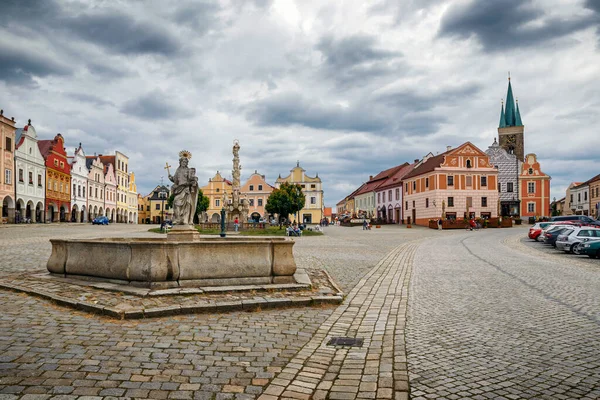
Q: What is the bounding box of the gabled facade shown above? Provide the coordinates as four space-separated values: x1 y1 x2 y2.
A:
38 134 71 222
86 156 105 221
69 144 88 222
137 193 148 224
99 152 130 222
374 162 415 223
201 171 232 223
14 121 45 223
519 153 551 218
486 138 520 217
241 170 274 222
564 182 582 216
570 174 600 217
0 110 16 223
354 165 406 219
146 185 171 224
128 172 138 224
275 162 324 224
403 142 499 226
103 162 117 222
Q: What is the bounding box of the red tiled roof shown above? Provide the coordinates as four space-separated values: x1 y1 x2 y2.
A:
376 162 414 190
354 164 408 196
37 140 53 159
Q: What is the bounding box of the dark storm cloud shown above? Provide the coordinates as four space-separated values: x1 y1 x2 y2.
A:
439 0 598 51
63 11 181 56
0 42 71 86
120 91 191 120
317 34 403 86
172 1 222 33
247 92 386 132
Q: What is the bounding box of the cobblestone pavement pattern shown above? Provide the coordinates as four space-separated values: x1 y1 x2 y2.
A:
407 228 600 400
0 223 437 399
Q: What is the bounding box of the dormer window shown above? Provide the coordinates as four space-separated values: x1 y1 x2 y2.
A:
528 168 533 175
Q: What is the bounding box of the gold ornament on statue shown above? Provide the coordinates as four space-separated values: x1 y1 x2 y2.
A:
179 150 192 160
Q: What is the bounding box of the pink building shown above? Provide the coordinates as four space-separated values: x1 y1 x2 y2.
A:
374 162 416 223
241 171 274 222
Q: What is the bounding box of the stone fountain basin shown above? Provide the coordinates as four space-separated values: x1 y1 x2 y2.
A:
47 237 297 288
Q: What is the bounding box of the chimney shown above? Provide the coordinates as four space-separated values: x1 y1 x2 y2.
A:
414 159 419 163
369 175 373 180
446 145 452 151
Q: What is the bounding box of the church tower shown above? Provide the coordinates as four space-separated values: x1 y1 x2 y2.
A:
497 76 525 161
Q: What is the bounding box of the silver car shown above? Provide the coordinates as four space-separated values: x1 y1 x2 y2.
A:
555 227 600 253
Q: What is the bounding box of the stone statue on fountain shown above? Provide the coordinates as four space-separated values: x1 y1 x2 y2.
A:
227 140 250 223
167 150 199 227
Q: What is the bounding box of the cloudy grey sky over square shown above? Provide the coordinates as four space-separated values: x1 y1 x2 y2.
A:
1 0 599 205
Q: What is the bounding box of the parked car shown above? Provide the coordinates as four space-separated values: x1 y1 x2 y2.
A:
92 216 109 225
528 222 552 241
550 215 597 225
555 227 600 253
543 227 573 247
578 240 600 259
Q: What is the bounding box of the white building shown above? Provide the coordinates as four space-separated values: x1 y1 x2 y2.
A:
571 182 590 216
69 144 88 222
127 172 138 224
14 121 45 223
86 155 105 221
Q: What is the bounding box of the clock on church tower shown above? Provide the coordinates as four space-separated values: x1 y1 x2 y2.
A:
497 78 525 161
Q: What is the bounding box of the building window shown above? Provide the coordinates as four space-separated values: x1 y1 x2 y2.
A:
482 197 488 207
5 137 12 151
528 182 535 194
466 159 472 168
5 169 12 184
155 204 160 210
383 192 386 202
466 176 472 186
448 176 454 186
388 190 392 201
467 197 473 208
18 169 23 182
95 188 98 198
481 176 487 187
38 175 42 187
258 199 263 206
395 188 400 200
28 172 33 184
570 194 573 203
412 200 415 207
425 198 429 208
249 199 255 206
54 159 58 166
83 187 85 198
311 197 316 204
413 181 416 191
378 193 381 203
216 188 220 193
146 205 150 211
584 192 588 201
249 185 254 191
258 185 263 190
405 201 408 210
507 182 513 192
311 184 316 189
498 182 501 192
578 193 581 202
100 190 103 200
448 197 454 207
60 161 64 168
78 186 81 197
528 203 535 213
425 178 429 188
73 184 76 195
215 199 220 207
405 183 408 192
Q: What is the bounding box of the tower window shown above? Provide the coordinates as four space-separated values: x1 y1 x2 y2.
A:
466 160 472 168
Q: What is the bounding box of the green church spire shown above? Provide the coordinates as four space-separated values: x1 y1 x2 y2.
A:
499 102 507 128
515 99 523 126
504 79 516 126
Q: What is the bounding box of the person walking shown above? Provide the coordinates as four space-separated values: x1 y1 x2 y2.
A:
438 218 443 230
234 217 239 232
363 219 368 230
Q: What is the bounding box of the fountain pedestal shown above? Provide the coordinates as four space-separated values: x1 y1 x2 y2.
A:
167 225 200 241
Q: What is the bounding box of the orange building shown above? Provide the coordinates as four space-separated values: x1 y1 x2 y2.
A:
241 170 274 222
519 153 551 218
403 142 499 226
38 134 71 222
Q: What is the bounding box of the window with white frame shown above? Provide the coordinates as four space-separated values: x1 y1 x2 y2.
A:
528 203 535 213
215 199 220 207
311 197 316 204
258 199 263 206
395 188 400 200
5 169 11 184
528 182 535 193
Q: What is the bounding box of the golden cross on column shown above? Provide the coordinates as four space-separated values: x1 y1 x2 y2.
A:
164 162 172 176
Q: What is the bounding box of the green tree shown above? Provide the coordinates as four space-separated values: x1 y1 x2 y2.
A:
265 182 305 228
166 189 210 224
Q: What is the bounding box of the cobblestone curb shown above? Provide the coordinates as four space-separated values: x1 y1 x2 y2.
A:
258 242 418 400
0 269 344 319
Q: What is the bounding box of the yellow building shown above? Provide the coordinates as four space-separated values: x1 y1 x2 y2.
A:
137 193 148 224
143 185 171 224
275 162 324 224
200 171 232 223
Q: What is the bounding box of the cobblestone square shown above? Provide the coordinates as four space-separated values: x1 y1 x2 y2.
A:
1 224 599 399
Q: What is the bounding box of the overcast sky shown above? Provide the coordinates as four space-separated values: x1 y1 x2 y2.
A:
1 0 599 206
